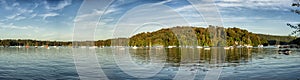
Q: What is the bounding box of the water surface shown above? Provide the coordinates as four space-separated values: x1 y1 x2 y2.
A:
0 47 299 80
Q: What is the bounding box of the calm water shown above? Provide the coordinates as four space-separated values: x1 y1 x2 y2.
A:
0 47 300 80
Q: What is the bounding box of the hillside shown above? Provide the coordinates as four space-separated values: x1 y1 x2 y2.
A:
256 34 296 44
128 26 295 47
290 37 300 45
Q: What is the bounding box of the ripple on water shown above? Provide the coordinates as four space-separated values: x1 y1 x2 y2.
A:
0 48 299 79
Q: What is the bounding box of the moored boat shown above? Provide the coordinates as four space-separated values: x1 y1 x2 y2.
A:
132 46 138 49
224 47 230 50
196 46 203 49
168 46 176 48
204 47 210 50
278 49 292 55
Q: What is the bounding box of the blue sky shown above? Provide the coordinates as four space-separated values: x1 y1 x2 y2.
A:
0 0 299 41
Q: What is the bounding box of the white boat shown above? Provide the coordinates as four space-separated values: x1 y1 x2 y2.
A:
224 47 230 50
168 46 176 48
246 45 253 48
264 46 277 48
80 46 87 48
89 46 98 49
236 45 243 48
132 46 138 49
204 47 210 50
278 49 292 55
196 46 203 48
258 45 263 48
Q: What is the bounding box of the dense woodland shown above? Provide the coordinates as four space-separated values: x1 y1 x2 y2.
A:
128 26 295 47
0 26 298 47
0 39 72 47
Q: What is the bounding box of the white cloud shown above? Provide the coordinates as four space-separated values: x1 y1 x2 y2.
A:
153 0 172 5
30 13 37 19
0 22 39 30
14 16 26 21
169 0 294 27
12 2 20 7
45 0 72 11
0 0 12 10
40 13 59 20
174 5 194 12
215 0 293 10
6 13 20 19
74 7 118 22
221 0 240 2
74 9 104 22
112 4 192 38
176 0 293 12
5 6 34 21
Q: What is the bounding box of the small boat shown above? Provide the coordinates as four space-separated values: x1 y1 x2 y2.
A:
132 46 138 49
80 46 87 48
224 47 230 50
25 45 30 48
196 46 203 48
236 45 243 48
278 49 292 55
168 46 176 48
264 46 277 48
258 45 264 48
204 47 210 50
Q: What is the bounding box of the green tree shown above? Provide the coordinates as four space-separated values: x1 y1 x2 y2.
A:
287 0 300 36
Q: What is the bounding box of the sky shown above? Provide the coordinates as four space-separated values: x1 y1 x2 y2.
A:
0 0 299 41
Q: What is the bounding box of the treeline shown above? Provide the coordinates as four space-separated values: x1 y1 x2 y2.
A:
129 26 296 47
0 39 72 47
290 38 300 45
225 27 267 46
129 26 264 47
0 26 297 47
256 34 296 43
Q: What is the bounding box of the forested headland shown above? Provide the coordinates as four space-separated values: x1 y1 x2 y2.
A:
0 26 298 47
128 26 296 47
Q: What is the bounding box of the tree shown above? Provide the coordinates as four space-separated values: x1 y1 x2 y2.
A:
287 0 300 36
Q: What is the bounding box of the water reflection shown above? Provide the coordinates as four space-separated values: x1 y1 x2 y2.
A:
129 48 254 67
0 47 78 80
0 47 299 80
